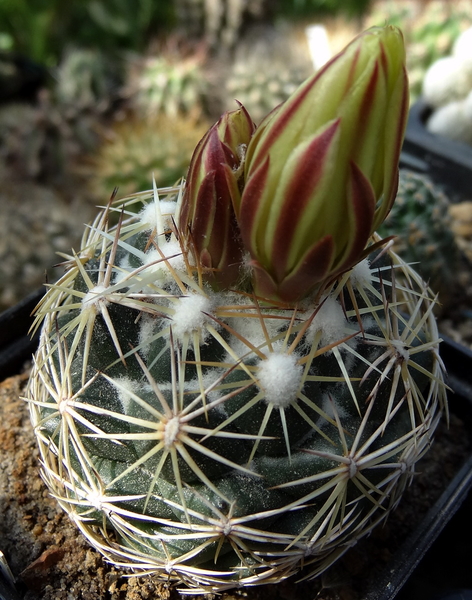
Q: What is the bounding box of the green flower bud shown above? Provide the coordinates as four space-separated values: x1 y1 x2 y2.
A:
237 26 409 303
179 104 255 289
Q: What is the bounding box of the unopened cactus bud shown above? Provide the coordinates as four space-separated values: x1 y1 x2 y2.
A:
238 26 409 303
179 104 255 289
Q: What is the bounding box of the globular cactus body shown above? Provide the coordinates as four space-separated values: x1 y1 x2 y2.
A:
28 185 445 592
378 169 462 305
27 26 446 593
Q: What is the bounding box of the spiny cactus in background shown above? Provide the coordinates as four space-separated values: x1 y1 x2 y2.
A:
123 47 208 119
27 27 446 592
378 170 462 307
224 26 312 123
88 112 210 198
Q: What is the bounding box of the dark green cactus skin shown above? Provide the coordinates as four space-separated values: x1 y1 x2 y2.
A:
28 191 445 591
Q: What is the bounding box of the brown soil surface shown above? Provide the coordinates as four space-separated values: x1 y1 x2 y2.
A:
0 372 470 600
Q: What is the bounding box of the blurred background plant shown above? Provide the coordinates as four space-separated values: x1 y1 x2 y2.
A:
365 1 472 102
86 111 210 198
377 169 465 310
1 0 472 320
222 23 312 123
0 0 175 67
122 39 209 119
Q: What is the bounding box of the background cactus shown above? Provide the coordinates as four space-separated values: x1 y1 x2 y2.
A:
223 26 312 123
378 169 463 307
123 46 208 119
87 112 210 198
28 183 446 592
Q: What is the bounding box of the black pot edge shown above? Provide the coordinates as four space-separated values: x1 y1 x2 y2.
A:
0 287 45 381
1 291 472 599
364 387 472 600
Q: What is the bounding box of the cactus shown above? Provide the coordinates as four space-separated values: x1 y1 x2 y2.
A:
27 27 446 593
124 49 208 119
224 27 312 124
378 169 462 306
27 185 446 591
88 112 210 198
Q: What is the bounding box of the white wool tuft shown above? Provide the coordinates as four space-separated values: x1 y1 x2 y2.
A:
257 352 303 408
113 255 132 285
307 296 350 349
143 239 186 277
188 371 227 411
320 393 348 421
82 285 108 311
349 259 372 289
426 100 472 145
171 293 213 341
139 200 177 232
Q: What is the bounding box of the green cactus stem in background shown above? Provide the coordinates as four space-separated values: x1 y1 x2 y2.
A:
378 169 463 308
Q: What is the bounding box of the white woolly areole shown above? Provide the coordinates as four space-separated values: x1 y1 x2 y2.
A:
187 371 227 414
349 258 372 289
320 393 349 421
81 285 108 311
257 352 303 408
308 296 351 349
139 200 177 232
171 293 213 341
143 239 186 278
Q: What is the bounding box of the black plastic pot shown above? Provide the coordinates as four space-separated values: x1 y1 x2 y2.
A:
402 99 472 198
366 336 472 600
1 294 472 600
0 287 45 382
